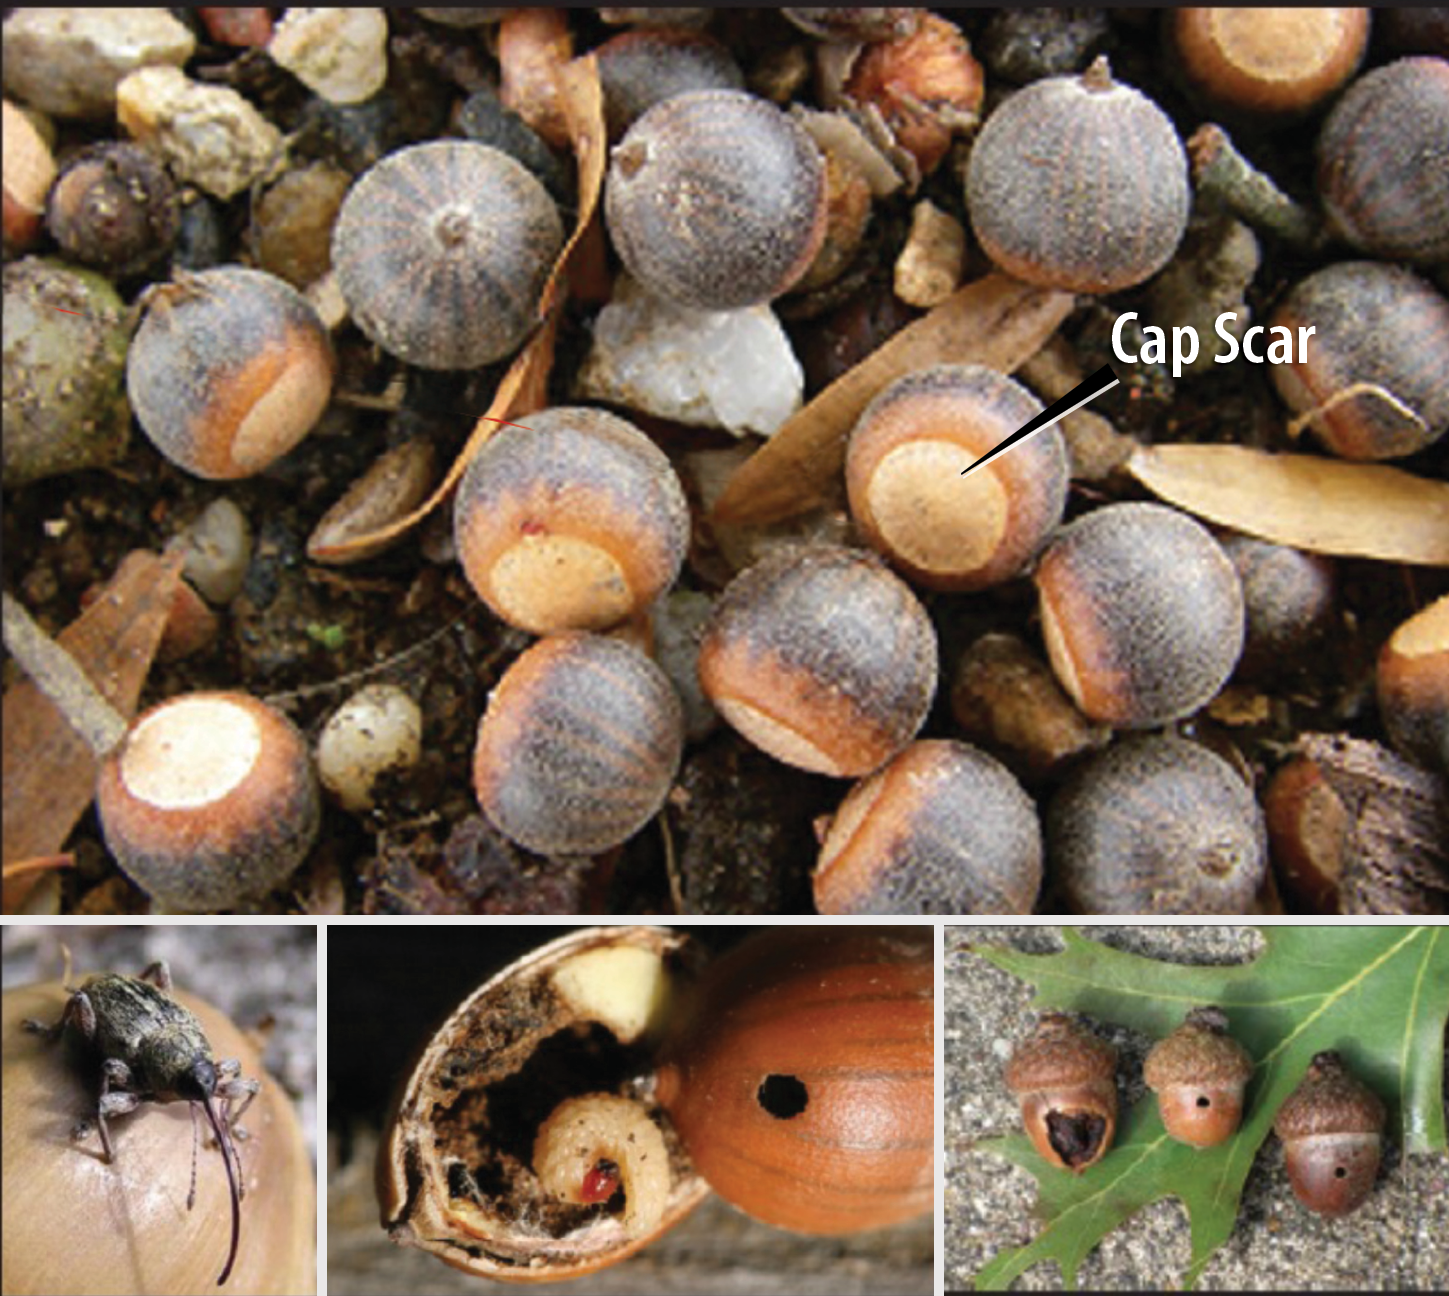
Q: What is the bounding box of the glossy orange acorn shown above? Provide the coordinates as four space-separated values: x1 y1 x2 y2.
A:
655 927 933 1234
1273 1050 1386 1217
1143 1006 1254 1148
1004 1012 1118 1173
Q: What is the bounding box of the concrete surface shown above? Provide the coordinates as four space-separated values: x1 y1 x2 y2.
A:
945 925 1449 1292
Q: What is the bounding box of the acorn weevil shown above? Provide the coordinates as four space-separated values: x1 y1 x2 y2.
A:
23 958 260 1286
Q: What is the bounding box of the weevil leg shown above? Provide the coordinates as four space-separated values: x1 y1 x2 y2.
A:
217 1069 259 1130
22 988 90 1041
137 960 173 992
95 1057 139 1163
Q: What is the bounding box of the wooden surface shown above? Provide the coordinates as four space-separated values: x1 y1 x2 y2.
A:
329 1128 933 1296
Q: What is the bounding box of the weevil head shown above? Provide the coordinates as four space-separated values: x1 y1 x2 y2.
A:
179 1056 218 1101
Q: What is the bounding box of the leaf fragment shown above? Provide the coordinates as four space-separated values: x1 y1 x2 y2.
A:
1128 444 1449 565
2 549 182 907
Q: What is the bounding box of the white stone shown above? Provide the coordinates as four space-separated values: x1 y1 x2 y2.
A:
269 8 389 106
576 275 803 438
1 8 194 119
117 66 284 200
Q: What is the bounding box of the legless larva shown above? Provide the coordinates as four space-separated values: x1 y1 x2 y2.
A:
533 1093 670 1236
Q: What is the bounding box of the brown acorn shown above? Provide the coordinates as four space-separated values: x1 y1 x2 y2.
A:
1143 1006 1254 1148
1004 1013 1118 1173
1273 1051 1386 1218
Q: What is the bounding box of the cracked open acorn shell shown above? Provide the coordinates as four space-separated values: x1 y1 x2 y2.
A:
377 927 710 1282
1004 1012 1118 1173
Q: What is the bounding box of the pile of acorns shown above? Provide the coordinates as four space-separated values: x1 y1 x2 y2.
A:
3 9 1445 913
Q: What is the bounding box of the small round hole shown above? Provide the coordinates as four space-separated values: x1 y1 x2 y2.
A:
757 1074 808 1119
1196 1095 1211 1108
1335 1166 1348 1178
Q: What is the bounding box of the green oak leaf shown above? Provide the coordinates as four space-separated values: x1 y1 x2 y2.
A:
970 926 1449 1291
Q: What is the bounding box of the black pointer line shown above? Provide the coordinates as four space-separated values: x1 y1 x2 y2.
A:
960 364 1121 478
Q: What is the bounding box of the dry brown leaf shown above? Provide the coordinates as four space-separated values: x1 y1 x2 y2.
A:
710 273 1075 527
2 549 182 909
1129 444 1449 566
309 56 606 564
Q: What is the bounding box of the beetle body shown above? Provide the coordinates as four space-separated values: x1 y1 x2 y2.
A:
22 959 258 1286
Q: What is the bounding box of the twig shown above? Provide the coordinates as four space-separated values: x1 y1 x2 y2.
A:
1188 124 1328 253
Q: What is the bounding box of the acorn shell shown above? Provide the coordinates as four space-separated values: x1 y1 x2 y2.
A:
379 926 709 1282
845 364 1068 592
698 544 938 778
604 89 827 310
332 141 564 370
1004 1013 1118 1172
453 407 689 634
1269 261 1449 461
655 926 933 1234
1143 1006 1254 1148
1274 1051 1386 1218
967 57 1189 293
126 267 334 480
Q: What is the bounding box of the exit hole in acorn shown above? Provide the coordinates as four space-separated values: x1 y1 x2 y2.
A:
1335 1166 1347 1178
1197 1095 1211 1108
757 1074 808 1119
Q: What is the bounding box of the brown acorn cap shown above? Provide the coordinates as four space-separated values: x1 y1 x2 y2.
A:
1144 1006 1254 1090
1005 1012 1118 1092
1274 1051 1387 1139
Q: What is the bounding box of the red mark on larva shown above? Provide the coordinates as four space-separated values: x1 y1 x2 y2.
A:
480 417 533 431
52 307 83 315
581 1163 620 1204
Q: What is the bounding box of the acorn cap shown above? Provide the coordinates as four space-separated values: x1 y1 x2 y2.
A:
1005 1012 1117 1093
1144 1006 1254 1090
1274 1051 1386 1139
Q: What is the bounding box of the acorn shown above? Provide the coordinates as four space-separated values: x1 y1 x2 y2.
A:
966 56 1189 294
1274 1051 1386 1218
1143 1006 1255 1148
655 926 933 1233
1377 595 1449 775
1004 1012 1118 1173
697 544 938 778
845 364 1068 592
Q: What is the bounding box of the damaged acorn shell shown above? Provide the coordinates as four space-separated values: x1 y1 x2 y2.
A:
654 926 934 1234
1143 1006 1255 1148
1004 1012 1118 1173
378 927 709 1282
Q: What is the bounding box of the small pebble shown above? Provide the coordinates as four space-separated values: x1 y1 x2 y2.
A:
316 684 423 811
1 8 194 119
117 66 283 200
576 274 803 437
894 198 966 307
180 498 253 605
269 8 390 106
